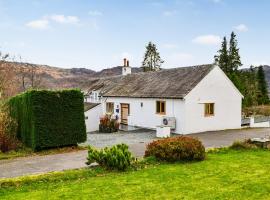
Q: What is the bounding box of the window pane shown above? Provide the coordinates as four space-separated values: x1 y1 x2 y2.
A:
204 103 214 116
161 102 165 113
106 103 114 113
156 101 160 113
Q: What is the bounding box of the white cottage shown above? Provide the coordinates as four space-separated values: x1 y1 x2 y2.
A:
85 60 243 134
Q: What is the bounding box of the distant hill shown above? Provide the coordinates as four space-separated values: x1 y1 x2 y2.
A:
3 62 142 94
7 62 270 96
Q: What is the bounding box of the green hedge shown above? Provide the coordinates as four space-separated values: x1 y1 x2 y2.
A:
8 89 86 150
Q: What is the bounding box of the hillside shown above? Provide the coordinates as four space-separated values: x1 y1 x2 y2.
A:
3 62 142 93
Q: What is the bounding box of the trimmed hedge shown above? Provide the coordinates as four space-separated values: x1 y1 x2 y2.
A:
145 136 205 162
8 89 86 150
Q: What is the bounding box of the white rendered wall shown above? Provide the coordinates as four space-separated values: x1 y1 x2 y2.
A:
183 66 242 134
103 97 185 134
85 104 103 132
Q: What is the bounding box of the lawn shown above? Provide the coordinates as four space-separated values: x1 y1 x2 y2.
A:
0 146 87 160
1 149 270 199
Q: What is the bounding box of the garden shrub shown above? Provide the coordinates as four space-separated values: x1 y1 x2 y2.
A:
0 104 20 152
86 144 134 171
8 89 86 151
145 136 205 162
230 139 258 150
99 114 119 133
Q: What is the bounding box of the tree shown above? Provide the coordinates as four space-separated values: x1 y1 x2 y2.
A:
257 66 269 104
214 37 229 73
0 53 17 100
215 32 242 75
18 60 43 91
228 32 242 72
142 42 164 72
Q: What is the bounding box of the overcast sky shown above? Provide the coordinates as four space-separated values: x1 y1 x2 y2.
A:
0 0 269 70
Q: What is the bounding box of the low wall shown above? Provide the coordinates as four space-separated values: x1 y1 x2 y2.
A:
250 117 270 128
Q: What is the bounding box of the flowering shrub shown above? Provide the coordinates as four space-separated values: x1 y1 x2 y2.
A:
145 136 205 162
99 114 119 133
0 105 20 153
86 144 134 171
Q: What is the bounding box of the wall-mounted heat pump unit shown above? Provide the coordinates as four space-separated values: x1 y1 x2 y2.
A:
162 117 176 130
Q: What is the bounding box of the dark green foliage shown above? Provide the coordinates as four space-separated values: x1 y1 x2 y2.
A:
215 32 269 107
142 41 164 72
215 32 242 74
8 89 86 150
228 32 242 71
214 37 229 73
86 144 134 171
257 66 269 105
145 136 205 162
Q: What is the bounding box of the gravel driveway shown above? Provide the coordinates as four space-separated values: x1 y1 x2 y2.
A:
1 127 270 178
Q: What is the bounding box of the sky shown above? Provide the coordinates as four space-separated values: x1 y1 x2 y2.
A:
0 0 269 71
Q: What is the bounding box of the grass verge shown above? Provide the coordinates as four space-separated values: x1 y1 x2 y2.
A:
1 149 270 199
0 145 87 160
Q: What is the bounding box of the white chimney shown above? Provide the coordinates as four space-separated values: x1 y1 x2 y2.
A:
122 58 131 76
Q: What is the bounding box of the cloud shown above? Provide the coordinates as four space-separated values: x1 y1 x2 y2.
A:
88 10 103 17
26 19 49 30
192 35 221 45
234 24 248 32
48 15 79 24
26 14 80 30
163 10 177 17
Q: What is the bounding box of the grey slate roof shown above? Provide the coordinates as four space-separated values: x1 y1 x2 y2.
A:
87 64 214 99
84 102 100 112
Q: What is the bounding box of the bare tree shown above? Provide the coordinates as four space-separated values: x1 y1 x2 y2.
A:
0 52 16 100
27 62 42 89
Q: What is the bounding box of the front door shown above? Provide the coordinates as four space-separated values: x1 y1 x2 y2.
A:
121 103 129 125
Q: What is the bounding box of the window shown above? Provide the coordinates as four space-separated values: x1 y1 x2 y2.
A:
106 102 114 113
156 101 166 115
204 103 214 116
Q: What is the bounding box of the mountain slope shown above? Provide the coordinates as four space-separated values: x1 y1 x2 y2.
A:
3 62 142 93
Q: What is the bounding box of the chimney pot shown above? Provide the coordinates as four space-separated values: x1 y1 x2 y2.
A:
127 60 129 67
123 58 127 67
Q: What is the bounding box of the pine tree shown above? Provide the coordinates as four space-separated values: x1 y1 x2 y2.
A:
257 66 269 104
142 42 164 72
228 32 242 72
214 37 229 74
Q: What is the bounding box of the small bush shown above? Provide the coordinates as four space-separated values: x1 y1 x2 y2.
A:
230 139 258 150
145 136 205 162
86 144 134 171
99 114 119 133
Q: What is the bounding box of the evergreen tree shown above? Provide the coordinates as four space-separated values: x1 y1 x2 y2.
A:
142 42 164 72
257 66 269 104
214 37 229 74
228 32 242 72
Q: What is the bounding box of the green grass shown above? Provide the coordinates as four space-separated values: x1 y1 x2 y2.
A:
1 149 270 199
0 146 87 160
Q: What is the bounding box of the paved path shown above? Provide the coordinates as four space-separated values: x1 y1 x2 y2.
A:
1 128 270 178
